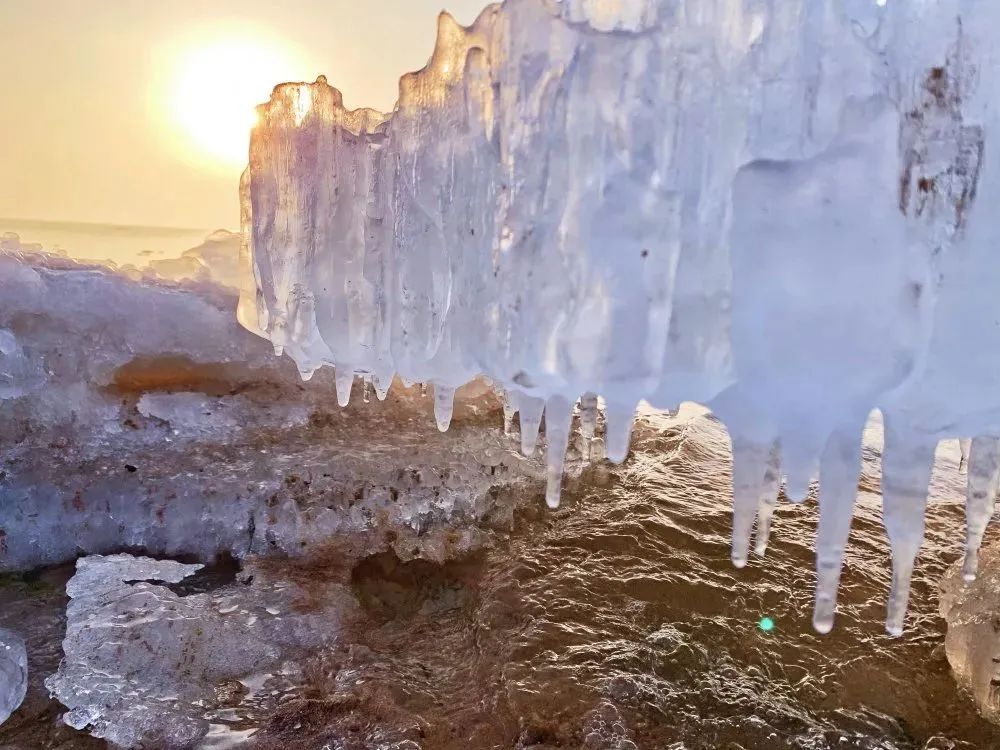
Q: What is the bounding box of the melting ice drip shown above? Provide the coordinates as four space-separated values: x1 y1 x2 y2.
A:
238 0 1000 636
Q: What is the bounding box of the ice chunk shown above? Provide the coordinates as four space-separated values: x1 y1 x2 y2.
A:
880 423 936 636
234 0 1000 633
46 554 356 749
0 628 26 727
940 540 1000 725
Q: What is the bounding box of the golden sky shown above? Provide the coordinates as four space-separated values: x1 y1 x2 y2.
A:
0 0 488 231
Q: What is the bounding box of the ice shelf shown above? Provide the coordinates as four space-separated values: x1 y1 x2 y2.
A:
239 0 1000 634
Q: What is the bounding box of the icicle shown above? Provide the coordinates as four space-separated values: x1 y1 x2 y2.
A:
362 378 372 403
729 436 773 568
781 437 818 503
335 366 354 408
273 344 284 357
812 425 864 634
604 401 636 464
754 442 781 556
962 436 1000 581
880 424 936 637
518 395 545 457
544 395 574 509
297 364 316 382
373 367 393 401
434 384 456 432
578 392 598 458
501 390 518 435
959 438 971 472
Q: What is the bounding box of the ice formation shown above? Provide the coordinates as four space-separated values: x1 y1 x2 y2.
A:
0 628 26 727
240 0 1000 635
940 539 1000 724
45 554 356 747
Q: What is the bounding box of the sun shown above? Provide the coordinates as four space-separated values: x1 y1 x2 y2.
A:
161 33 306 168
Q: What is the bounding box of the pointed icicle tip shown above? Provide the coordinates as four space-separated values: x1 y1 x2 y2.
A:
754 444 782 557
434 384 456 432
273 344 284 357
374 367 393 401
605 401 636 464
780 438 818 504
961 549 979 582
544 395 574 509
880 426 935 638
729 435 773 569
335 366 354 408
518 395 545 457
962 436 1000 583
298 365 316 382
811 425 864 635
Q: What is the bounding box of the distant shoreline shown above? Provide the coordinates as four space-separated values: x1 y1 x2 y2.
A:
0 216 215 236
0 218 229 266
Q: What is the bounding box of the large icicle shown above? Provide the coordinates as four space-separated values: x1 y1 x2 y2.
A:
544 395 574 509
812 425 864 634
880 424 936 636
729 436 773 568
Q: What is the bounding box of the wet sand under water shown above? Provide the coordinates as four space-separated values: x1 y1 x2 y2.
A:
3 406 1000 749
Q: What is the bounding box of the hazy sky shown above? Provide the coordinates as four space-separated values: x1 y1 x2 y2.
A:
0 1 489 230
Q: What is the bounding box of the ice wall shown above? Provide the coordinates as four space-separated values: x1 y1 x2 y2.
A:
241 0 1000 635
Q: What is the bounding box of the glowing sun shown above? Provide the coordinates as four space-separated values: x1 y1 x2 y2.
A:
162 33 305 168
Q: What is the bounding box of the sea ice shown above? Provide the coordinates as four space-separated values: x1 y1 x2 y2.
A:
239 0 1000 634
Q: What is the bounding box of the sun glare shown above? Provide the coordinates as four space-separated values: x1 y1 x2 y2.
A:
163 34 305 168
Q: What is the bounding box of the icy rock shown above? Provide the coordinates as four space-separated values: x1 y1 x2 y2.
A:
238 0 1000 633
939 540 1000 725
0 628 27 727
46 554 356 749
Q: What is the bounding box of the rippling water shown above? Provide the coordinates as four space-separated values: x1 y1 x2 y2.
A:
2 405 998 749
248 406 1000 749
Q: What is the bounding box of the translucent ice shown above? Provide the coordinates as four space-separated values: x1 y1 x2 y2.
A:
239 0 1000 635
0 628 26 727
46 554 356 748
